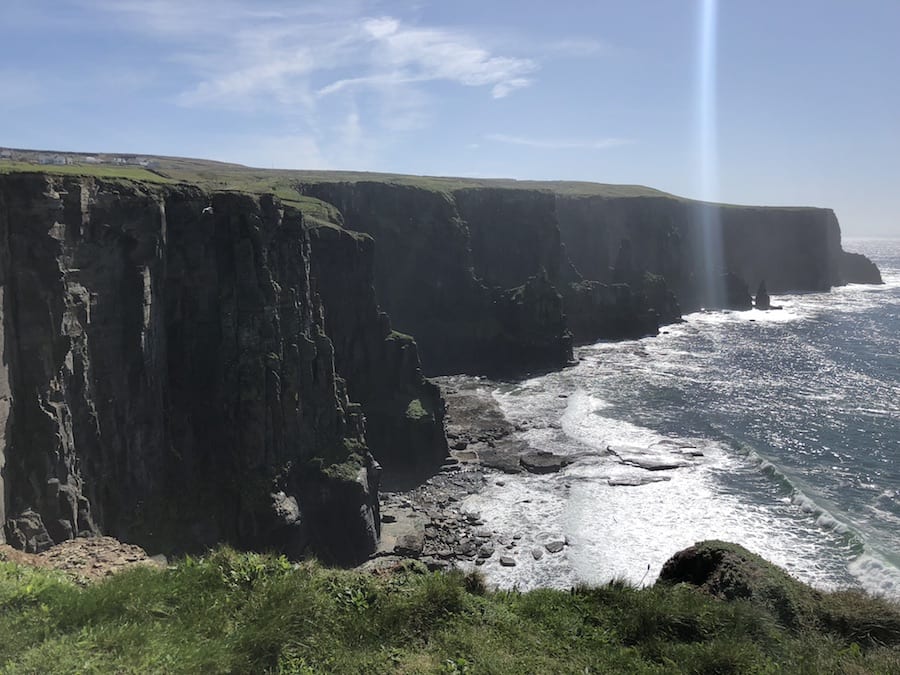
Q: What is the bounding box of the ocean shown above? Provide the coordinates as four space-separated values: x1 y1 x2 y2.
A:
459 238 900 596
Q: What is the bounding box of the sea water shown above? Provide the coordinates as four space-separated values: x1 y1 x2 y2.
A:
460 239 900 596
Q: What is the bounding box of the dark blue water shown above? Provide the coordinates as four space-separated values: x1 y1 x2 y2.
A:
462 239 900 595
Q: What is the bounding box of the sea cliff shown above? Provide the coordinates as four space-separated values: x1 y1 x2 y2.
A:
0 173 437 564
0 155 883 563
300 178 881 375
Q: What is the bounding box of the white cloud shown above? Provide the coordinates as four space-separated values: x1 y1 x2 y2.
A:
358 17 536 94
60 1 610 168
544 38 610 58
72 0 541 168
363 17 400 39
177 55 317 109
486 134 633 150
491 78 532 99
80 1 535 110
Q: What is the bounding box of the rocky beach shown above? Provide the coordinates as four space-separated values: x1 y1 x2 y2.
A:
368 376 575 577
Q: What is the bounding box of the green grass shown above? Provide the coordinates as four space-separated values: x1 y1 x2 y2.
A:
404 398 432 422
1 153 674 200
387 330 416 344
1 547 898 673
0 160 171 183
2 151 831 212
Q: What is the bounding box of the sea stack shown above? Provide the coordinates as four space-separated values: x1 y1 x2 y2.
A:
755 281 771 310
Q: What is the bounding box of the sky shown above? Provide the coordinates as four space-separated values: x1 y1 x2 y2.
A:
1 0 898 236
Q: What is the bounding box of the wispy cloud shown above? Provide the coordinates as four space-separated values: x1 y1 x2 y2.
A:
81 1 535 107
486 134 633 150
544 38 611 58
48 1 612 168
355 17 535 99
71 0 540 165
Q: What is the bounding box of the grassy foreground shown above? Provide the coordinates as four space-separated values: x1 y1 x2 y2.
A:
0 547 898 674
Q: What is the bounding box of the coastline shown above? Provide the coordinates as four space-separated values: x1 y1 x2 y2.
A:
363 256 900 597
359 376 568 570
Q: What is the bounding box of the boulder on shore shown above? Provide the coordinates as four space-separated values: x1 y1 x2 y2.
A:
520 451 571 474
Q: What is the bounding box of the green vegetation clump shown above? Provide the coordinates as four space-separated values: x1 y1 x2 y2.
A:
1 546 898 673
387 330 415 344
659 540 900 647
319 455 365 483
404 398 432 422
0 160 171 183
305 439 369 482
4 152 829 215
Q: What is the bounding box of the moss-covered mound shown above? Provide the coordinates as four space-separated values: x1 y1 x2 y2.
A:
659 540 900 648
2 545 899 673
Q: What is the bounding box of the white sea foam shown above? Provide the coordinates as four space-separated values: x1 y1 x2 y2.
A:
464 447 848 593
746 449 855 538
849 551 900 597
467 247 900 596
684 304 805 326
475 386 850 592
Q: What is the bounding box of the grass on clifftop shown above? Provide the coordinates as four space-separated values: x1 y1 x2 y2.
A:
0 160 172 183
1 153 674 200
1 547 898 674
2 152 827 212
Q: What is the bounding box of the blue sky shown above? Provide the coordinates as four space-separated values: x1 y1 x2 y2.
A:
1 0 897 236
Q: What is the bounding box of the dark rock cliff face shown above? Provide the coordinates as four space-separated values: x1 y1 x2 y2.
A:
301 181 880 376
307 223 448 482
452 188 577 288
298 182 573 376
554 195 863 311
0 174 384 564
840 251 883 284
0 168 883 563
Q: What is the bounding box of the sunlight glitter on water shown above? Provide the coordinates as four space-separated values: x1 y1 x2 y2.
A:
467 388 853 593
461 241 900 597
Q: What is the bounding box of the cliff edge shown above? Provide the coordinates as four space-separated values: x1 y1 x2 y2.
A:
0 173 442 564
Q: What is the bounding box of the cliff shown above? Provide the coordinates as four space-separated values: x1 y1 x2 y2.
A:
0 173 442 564
307 222 448 483
0 154 884 565
840 250 884 285
299 178 880 376
554 195 868 310
298 182 573 376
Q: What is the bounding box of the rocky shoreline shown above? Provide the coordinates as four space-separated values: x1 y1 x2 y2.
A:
362 376 572 575
360 367 716 583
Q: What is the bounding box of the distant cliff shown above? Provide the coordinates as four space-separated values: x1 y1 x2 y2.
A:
300 180 881 376
0 173 441 564
554 195 876 309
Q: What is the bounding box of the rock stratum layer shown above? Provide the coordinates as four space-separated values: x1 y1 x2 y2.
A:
0 159 883 564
